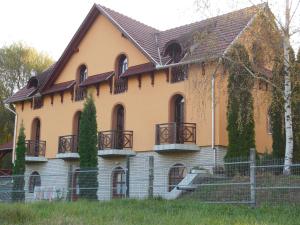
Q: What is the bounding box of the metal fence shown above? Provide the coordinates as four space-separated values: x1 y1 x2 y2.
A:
1 149 300 206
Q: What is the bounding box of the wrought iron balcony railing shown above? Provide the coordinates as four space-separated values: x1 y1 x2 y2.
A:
58 135 78 153
170 65 188 83
114 78 128 94
75 87 86 101
25 140 46 157
155 123 196 145
98 130 133 150
33 96 43 109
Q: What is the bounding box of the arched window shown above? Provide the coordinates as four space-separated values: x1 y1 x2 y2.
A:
28 171 41 193
73 111 82 137
117 55 128 77
168 164 187 192
78 65 88 84
112 167 126 198
170 94 185 124
112 105 125 149
164 42 183 63
31 118 41 142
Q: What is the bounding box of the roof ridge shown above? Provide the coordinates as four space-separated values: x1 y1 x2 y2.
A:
97 4 160 32
160 3 266 33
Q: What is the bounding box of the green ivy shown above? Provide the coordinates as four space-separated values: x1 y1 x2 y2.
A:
225 44 256 161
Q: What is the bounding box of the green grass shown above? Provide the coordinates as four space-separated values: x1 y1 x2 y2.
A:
0 199 299 225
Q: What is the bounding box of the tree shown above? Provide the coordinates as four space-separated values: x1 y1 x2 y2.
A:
12 123 26 201
0 42 53 95
292 49 300 161
78 95 98 200
0 42 53 145
225 44 256 160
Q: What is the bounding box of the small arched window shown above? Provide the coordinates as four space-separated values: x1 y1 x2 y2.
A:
78 65 88 84
168 164 187 192
164 42 183 63
112 167 126 198
28 171 41 193
117 55 128 77
27 77 39 89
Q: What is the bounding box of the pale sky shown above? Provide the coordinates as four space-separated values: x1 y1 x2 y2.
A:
0 0 298 60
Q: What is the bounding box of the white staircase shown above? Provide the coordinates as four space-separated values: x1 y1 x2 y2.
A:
165 173 199 200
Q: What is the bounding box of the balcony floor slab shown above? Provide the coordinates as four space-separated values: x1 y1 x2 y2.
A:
25 156 48 162
56 153 80 159
98 149 136 158
154 144 200 153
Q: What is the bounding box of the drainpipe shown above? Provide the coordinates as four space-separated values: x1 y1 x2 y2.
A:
211 58 223 166
4 102 18 162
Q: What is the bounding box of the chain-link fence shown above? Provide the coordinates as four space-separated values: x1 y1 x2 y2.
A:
1 150 300 206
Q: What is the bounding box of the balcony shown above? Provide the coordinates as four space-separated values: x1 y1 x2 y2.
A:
114 78 127 94
98 130 135 157
75 87 86 101
154 123 200 152
170 65 188 83
25 140 47 162
56 135 79 159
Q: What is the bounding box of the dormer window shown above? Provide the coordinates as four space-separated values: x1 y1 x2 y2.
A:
164 42 183 63
117 54 128 77
27 77 39 89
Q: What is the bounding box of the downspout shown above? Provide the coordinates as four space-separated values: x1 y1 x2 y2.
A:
211 58 223 166
4 102 17 162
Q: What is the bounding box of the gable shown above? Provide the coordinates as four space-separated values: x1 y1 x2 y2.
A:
54 14 150 84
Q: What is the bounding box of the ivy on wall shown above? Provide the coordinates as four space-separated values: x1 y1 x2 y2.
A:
225 44 256 159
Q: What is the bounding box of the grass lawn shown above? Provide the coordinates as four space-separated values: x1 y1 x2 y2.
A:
0 199 299 225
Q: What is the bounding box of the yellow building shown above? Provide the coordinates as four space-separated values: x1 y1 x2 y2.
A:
6 3 275 200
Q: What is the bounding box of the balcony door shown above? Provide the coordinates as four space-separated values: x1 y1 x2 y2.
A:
172 95 185 143
31 118 41 156
113 105 124 149
174 95 185 125
73 111 81 151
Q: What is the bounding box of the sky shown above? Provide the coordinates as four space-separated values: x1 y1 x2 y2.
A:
0 0 298 60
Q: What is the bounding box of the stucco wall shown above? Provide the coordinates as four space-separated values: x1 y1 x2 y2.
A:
14 11 275 160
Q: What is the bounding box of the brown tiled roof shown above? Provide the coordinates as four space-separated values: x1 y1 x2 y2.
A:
0 141 13 151
79 71 114 87
121 63 155 78
43 80 76 95
98 5 160 64
7 4 266 103
5 86 36 103
5 65 55 103
100 4 264 65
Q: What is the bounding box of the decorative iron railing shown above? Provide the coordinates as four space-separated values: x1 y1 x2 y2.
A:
155 123 196 145
58 135 78 153
75 87 86 101
25 140 46 157
98 130 133 150
0 169 12 176
170 65 188 83
33 96 43 109
114 78 128 94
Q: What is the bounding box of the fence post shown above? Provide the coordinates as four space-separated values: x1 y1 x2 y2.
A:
126 156 130 198
250 148 256 207
148 156 154 198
